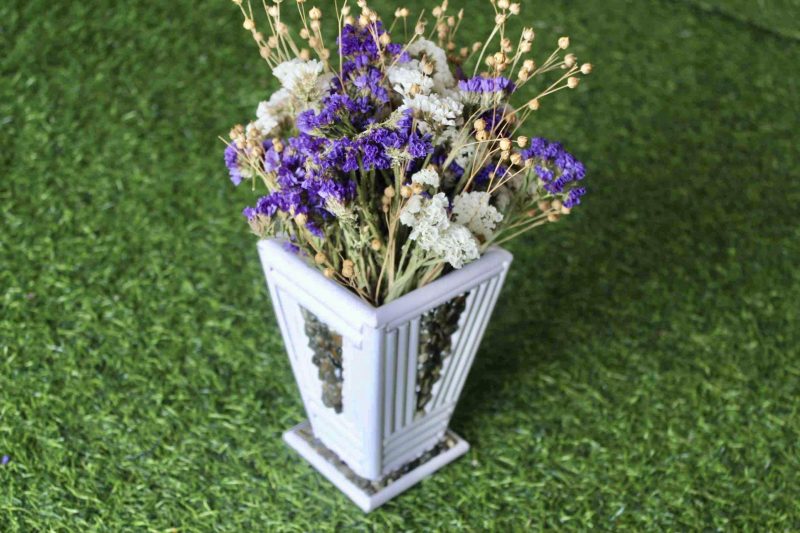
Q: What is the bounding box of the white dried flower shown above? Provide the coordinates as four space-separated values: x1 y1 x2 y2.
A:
386 62 435 97
437 225 479 268
411 167 441 188
399 92 463 131
253 88 292 135
452 191 503 240
405 38 455 92
399 193 479 269
272 59 331 101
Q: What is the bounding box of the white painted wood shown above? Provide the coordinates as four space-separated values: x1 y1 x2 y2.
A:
258 239 512 486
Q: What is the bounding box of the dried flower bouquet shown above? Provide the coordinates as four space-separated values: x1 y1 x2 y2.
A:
225 0 592 305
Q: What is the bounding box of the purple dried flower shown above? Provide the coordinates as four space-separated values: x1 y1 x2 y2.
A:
458 76 516 94
563 187 587 208
1 455 9 466
521 138 587 197
224 144 244 186
242 207 257 220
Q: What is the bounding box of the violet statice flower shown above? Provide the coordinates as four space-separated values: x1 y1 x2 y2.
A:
1 455 9 466
224 144 244 186
474 164 509 186
521 137 586 196
242 206 257 220
563 187 587 208
458 76 516 94
283 240 300 253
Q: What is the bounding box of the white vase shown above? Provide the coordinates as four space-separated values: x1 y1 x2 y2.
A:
257 239 512 511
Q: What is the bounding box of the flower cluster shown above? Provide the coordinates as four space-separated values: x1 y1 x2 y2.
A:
224 0 592 304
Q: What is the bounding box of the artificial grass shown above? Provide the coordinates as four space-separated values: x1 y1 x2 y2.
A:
1 0 799 530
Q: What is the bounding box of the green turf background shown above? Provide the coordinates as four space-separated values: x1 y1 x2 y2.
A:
2 0 799 530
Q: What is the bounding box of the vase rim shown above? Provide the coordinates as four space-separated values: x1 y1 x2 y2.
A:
257 239 513 328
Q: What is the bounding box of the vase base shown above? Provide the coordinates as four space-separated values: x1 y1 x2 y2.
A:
282 421 470 512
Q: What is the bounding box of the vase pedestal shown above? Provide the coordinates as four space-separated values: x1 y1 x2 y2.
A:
283 421 470 512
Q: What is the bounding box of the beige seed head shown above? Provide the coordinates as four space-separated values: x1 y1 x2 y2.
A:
476 130 489 141
309 20 320 31
294 213 308 226
411 182 424 194
528 98 540 111
243 18 255 30
384 186 396 198
379 33 391 46
522 28 535 41
259 47 271 59
558 36 570 49
547 212 560 222
510 153 522 165
309 7 321 20
341 260 354 278
472 41 482 53
323 267 335 278
415 22 426 35
370 239 382 251
420 58 434 75
229 125 244 139
581 63 593 75
523 59 535 70
538 200 551 211
341 5 351 15
474 118 486 131
561 206 572 215
567 76 580 89
299 49 311 60
314 251 327 264
552 199 563 211
495 13 506 25
400 185 412 198
564 53 577 68
497 0 510 9
300 28 310 39
268 5 279 17
517 135 528 147
498 138 512 151
509 3 520 15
